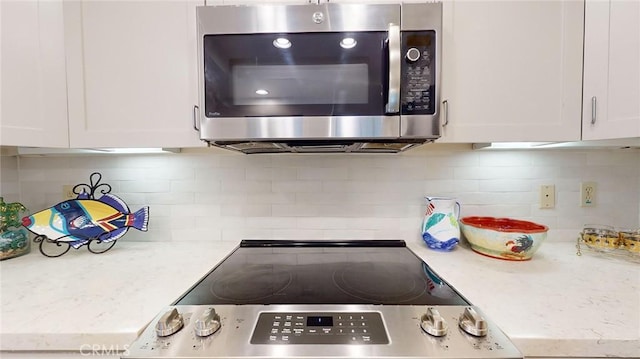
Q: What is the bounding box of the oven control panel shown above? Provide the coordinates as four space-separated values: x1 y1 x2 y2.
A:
124 305 523 359
251 312 389 344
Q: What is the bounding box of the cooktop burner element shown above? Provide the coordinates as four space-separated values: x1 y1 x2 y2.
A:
210 265 293 302
332 262 427 303
176 240 467 306
125 240 523 359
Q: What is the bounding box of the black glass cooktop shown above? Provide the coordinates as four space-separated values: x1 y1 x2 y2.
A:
175 240 468 306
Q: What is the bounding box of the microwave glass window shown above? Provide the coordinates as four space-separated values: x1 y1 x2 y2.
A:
203 32 387 117
231 64 368 106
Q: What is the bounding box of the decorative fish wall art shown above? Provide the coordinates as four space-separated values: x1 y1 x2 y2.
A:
22 172 150 257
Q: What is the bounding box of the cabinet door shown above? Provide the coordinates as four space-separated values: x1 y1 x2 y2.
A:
0 0 69 147
64 0 204 148
582 0 640 140
439 0 584 143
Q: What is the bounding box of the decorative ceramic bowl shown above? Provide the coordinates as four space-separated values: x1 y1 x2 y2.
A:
459 216 548 261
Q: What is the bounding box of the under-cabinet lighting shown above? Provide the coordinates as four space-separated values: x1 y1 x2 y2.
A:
473 142 554 150
16 147 180 156
474 139 640 150
255 89 269 95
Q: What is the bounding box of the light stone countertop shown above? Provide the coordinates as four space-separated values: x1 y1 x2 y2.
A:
0 239 638 358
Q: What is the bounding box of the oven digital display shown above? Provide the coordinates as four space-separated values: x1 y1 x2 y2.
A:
306 316 333 327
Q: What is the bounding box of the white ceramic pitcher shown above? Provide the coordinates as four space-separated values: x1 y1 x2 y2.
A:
421 197 461 251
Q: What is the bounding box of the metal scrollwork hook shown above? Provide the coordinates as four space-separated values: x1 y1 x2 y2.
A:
72 172 112 200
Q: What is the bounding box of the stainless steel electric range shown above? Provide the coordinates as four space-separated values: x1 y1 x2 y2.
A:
124 240 522 359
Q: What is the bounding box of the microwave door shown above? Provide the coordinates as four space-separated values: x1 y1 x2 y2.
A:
202 32 392 119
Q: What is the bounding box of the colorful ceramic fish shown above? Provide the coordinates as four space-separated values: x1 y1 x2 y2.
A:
21 194 149 249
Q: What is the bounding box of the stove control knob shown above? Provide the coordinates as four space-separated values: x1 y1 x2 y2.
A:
194 308 222 337
459 307 488 337
420 307 447 337
406 47 421 62
155 308 184 337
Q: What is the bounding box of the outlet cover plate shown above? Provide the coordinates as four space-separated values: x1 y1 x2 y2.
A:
581 181 597 207
540 185 555 209
62 185 75 200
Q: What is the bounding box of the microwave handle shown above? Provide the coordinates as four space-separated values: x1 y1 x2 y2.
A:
385 24 401 114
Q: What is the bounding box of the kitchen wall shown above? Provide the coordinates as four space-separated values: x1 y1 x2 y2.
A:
12 144 640 244
0 155 20 203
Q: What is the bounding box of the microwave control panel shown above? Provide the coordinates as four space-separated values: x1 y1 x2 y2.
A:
400 31 436 115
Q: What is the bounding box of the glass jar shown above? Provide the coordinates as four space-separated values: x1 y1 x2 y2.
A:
0 197 30 260
619 229 640 254
581 224 620 251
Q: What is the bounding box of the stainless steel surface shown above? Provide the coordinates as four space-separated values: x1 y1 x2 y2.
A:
194 308 221 338
386 23 401 114
250 311 388 344
459 307 488 337
196 2 442 153
199 116 400 141
155 308 184 337
591 96 597 124
421 307 448 337
442 100 449 127
197 3 399 34
125 305 523 359
406 47 421 62
192 105 200 131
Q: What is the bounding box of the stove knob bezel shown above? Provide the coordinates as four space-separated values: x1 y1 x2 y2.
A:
420 307 448 337
155 308 184 337
194 307 222 337
458 307 488 337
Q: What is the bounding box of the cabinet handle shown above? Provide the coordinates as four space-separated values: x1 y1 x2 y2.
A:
591 96 597 125
442 100 449 127
193 105 200 131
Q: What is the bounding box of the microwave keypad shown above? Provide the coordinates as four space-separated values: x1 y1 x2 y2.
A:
401 31 436 115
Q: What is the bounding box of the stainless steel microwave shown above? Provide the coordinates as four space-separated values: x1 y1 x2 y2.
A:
195 2 442 153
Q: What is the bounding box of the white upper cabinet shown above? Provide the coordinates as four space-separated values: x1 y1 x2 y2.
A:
0 0 69 147
439 0 584 143
582 0 640 140
64 0 204 148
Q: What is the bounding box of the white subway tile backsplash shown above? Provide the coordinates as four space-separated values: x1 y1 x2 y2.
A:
10 148 640 244
478 152 533 167
195 167 245 181
1 156 20 203
145 192 195 205
220 204 272 217
170 180 222 193
120 180 171 193
478 179 532 192
296 217 350 230
221 180 272 194
297 167 349 181
273 180 323 193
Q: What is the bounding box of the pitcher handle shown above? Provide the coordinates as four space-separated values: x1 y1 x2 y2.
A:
454 202 461 219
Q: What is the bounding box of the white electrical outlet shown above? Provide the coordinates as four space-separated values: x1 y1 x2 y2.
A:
540 185 555 209
62 185 75 200
580 182 597 207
